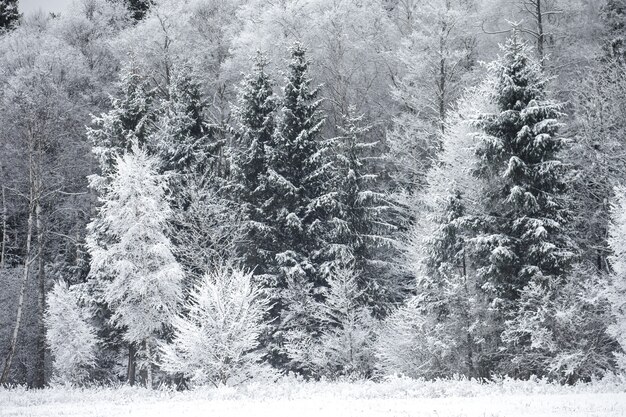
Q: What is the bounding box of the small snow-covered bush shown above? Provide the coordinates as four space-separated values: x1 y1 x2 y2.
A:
45 281 98 385
285 266 377 379
375 296 457 380
160 264 273 386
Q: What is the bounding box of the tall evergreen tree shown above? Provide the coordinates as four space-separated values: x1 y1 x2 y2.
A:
329 112 403 314
260 43 338 372
89 65 155 181
85 66 160 385
154 65 217 177
0 0 19 31
268 42 326 288
231 52 278 280
471 35 576 374
86 145 183 388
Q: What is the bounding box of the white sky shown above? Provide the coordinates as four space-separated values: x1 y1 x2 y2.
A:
20 0 73 14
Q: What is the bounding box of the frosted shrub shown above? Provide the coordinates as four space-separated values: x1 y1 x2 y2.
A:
45 281 98 385
161 265 272 386
285 266 377 379
375 296 457 379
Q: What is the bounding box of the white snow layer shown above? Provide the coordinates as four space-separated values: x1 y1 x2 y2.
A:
2 376 626 416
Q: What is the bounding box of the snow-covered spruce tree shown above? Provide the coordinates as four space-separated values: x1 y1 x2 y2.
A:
231 52 278 281
88 64 155 181
472 35 576 377
160 264 272 387
328 111 404 314
86 64 157 384
376 81 495 380
292 265 377 380
608 186 626 371
154 64 219 176
0 0 19 32
262 43 336 372
45 281 98 386
86 145 183 388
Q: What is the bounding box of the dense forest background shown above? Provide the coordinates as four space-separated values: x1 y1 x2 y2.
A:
1 0 626 389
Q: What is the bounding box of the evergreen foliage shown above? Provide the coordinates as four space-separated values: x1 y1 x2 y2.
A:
88 65 155 180
329 112 403 313
86 145 183 385
124 0 152 21
0 0 19 31
154 65 217 176
472 35 576 376
265 44 334 371
378 82 494 380
472 34 574 317
231 52 278 280
601 0 626 62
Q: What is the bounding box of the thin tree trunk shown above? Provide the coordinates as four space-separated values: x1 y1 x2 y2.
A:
127 344 136 386
461 247 474 378
33 189 45 388
0 149 35 385
145 341 153 389
536 0 545 67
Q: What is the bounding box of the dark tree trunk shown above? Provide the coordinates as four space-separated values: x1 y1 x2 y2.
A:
127 344 136 386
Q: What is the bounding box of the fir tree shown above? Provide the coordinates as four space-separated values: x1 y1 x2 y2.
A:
472 35 576 374
261 43 334 372
86 145 183 388
329 111 402 314
154 65 219 177
88 65 155 180
268 42 326 292
0 0 19 31
378 82 496 380
231 52 278 280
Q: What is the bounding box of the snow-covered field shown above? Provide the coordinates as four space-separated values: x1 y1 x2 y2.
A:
2 376 626 417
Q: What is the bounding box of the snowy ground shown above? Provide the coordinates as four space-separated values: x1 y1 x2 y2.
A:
2 376 626 417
